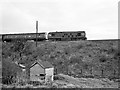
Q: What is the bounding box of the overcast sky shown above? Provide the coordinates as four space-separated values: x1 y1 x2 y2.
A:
0 0 119 40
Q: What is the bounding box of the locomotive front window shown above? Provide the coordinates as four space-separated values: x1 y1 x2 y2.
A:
77 33 81 36
81 33 85 36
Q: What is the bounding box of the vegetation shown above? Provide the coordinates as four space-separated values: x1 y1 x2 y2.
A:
1 40 119 85
2 58 22 84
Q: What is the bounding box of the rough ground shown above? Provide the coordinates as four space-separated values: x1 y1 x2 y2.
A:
1 40 120 88
53 74 119 88
1 74 119 88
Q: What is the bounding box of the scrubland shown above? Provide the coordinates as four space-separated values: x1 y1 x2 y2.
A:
1 39 120 88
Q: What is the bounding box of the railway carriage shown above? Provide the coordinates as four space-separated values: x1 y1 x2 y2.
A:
2 33 46 42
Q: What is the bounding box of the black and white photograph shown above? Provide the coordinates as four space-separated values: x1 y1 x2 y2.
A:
0 0 119 89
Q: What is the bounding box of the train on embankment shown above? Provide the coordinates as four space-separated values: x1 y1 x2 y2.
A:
0 31 87 42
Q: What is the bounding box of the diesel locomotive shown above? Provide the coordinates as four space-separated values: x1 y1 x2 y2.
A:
1 31 87 42
48 31 87 41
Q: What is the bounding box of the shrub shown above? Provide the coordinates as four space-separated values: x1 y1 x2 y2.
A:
86 43 92 47
2 58 22 85
52 83 58 88
99 55 107 63
69 55 83 64
107 47 116 54
76 44 83 49
81 75 94 78
18 80 26 86
64 47 71 55
10 41 25 52
114 50 120 59
53 75 65 80
29 81 42 86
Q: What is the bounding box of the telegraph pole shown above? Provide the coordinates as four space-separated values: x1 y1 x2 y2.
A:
36 21 38 47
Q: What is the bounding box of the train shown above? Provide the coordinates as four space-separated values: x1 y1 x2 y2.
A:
1 31 87 42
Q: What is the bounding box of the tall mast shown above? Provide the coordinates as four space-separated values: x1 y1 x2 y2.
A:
36 21 38 47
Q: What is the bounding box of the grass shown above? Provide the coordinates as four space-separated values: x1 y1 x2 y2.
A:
2 40 119 82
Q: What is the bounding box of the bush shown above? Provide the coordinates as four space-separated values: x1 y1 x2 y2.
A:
64 47 71 55
53 75 65 80
29 81 42 86
108 76 120 81
18 80 26 86
86 43 92 47
114 50 120 59
99 57 107 63
99 55 108 63
52 83 58 88
10 41 25 52
76 44 83 49
107 47 116 54
81 75 94 78
2 58 22 84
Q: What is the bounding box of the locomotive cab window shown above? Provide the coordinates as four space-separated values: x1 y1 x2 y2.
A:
81 33 85 36
77 33 81 36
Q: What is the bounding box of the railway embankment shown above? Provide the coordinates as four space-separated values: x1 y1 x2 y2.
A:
1 39 119 88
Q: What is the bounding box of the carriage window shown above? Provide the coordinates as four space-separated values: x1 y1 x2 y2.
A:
52 34 55 36
49 33 55 36
64 33 68 35
39 74 45 76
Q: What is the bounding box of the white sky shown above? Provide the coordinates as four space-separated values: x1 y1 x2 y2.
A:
0 0 119 40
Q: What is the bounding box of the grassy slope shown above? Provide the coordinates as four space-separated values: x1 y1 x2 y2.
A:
2 40 119 79
35 40 119 78
0 41 2 73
